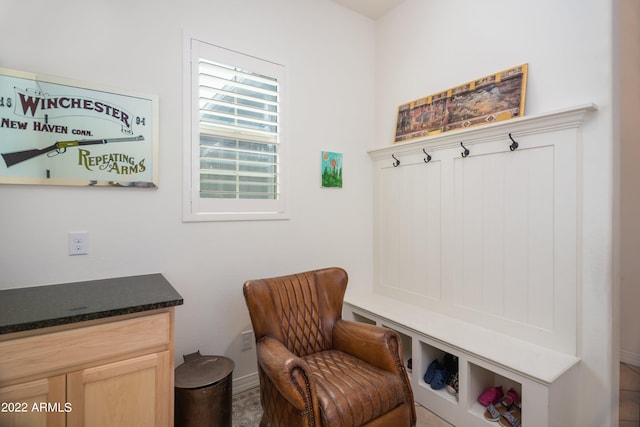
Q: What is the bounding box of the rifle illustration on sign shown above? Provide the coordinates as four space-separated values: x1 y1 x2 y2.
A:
1 135 144 167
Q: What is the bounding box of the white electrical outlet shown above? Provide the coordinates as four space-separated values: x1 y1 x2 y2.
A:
68 232 89 256
241 330 254 351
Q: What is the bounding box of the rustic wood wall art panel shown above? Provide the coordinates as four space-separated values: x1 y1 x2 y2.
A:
394 64 527 144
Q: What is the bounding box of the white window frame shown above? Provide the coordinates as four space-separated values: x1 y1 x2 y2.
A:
183 35 287 222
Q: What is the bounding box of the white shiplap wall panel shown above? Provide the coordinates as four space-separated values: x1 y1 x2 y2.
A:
377 159 442 301
370 105 593 354
453 143 558 331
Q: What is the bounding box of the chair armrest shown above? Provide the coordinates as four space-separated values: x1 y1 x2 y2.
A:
256 336 318 414
333 320 405 373
334 320 416 427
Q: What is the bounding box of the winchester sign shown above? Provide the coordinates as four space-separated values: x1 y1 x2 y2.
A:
0 68 158 187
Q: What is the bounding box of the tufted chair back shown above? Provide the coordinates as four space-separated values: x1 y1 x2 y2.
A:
243 267 346 357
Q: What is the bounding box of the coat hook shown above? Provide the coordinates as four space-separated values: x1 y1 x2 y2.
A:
423 149 432 163
460 142 470 158
392 154 400 167
508 133 519 151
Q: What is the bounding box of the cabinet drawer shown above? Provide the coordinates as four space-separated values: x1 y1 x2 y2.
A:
0 312 170 384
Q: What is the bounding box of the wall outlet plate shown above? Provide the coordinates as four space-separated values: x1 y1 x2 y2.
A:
69 231 88 256
241 330 254 351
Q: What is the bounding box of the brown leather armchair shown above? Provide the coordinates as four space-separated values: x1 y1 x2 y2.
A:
243 267 416 427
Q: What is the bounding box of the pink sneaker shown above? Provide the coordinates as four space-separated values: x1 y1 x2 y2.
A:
477 385 504 407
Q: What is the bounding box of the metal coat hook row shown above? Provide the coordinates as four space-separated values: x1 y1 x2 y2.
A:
392 154 400 167
508 133 519 151
460 142 470 158
423 149 432 163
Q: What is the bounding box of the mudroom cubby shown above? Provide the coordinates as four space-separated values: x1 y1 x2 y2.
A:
466 362 522 421
344 104 596 426
416 340 459 406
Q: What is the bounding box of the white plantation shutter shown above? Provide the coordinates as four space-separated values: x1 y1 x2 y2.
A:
185 39 286 221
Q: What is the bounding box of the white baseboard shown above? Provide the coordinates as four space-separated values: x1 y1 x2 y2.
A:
621 349 640 367
233 372 259 394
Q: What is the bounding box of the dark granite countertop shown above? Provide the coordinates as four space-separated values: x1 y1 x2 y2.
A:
0 273 183 335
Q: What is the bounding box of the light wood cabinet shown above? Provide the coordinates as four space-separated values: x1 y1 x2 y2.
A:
0 375 66 427
67 351 170 427
0 309 175 427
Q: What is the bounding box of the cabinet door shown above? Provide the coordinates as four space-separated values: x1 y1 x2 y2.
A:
0 375 66 427
66 351 170 427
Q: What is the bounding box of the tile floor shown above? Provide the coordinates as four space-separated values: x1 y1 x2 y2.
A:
415 404 452 427
620 362 640 427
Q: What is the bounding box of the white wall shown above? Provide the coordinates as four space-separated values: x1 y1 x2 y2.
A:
373 1 617 425
0 0 376 381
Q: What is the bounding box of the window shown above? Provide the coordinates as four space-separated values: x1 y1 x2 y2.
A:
184 38 286 221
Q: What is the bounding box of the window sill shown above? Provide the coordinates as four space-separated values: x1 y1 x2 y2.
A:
182 210 289 222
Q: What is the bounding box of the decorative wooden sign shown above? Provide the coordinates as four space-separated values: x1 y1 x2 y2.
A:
0 68 158 187
394 64 528 144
